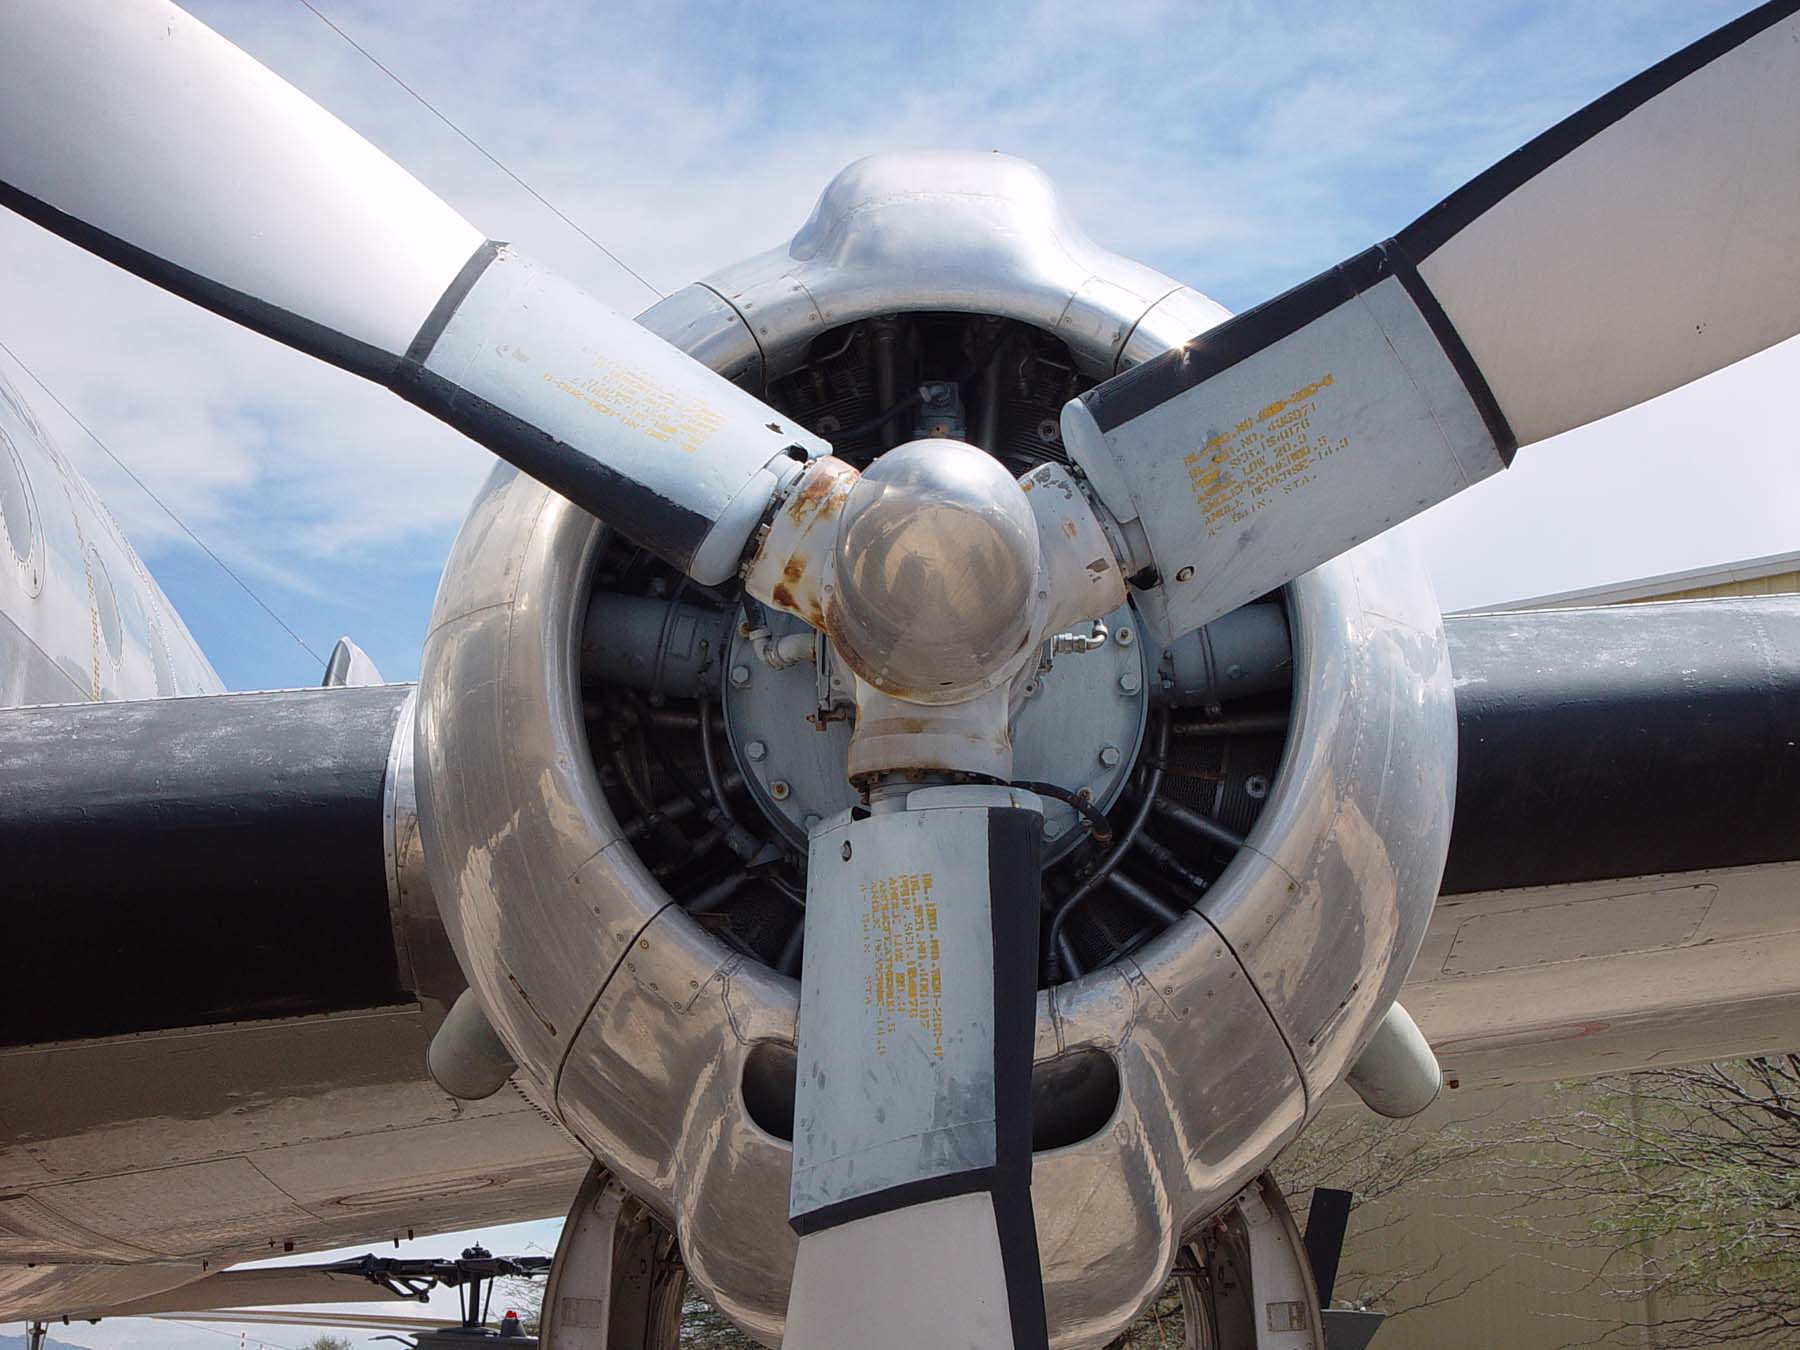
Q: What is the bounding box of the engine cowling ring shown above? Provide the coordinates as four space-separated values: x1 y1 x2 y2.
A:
414 152 1456 1348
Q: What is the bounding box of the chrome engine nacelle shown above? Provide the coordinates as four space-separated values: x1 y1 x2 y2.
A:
413 153 1456 1347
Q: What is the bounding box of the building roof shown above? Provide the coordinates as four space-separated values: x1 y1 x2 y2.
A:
1460 547 1800 613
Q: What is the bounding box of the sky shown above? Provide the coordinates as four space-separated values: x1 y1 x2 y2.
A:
1 0 1795 690
0 0 1795 1339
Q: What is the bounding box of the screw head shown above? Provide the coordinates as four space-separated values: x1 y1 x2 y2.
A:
1043 817 1065 839
729 664 752 687
1175 565 1196 583
1115 626 1134 647
1119 670 1141 693
770 779 791 801
1099 744 1121 767
745 739 767 762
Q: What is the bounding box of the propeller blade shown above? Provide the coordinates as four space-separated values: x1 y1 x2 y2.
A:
785 789 1047 1350
0 0 824 582
1064 0 1800 642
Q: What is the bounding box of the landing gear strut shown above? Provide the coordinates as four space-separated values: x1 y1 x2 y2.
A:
1118 1174 1383 1350
537 1165 683 1350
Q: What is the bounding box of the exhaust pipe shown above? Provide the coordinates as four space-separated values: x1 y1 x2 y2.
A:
428 988 517 1100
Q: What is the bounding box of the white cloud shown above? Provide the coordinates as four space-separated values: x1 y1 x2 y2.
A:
1 0 1785 681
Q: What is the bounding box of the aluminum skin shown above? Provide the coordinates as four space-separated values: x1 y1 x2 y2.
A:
415 152 1455 1348
0 366 218 705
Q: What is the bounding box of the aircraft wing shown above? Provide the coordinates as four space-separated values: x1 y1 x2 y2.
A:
5 592 1798 1320
76 1266 424 1316
1411 595 1800 1090
0 684 588 1325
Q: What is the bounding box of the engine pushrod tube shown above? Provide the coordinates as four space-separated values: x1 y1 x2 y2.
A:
1150 795 1246 852
1047 716 1170 981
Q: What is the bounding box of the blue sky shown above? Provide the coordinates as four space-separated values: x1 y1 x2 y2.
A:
2 0 1794 690
1 2 1797 1344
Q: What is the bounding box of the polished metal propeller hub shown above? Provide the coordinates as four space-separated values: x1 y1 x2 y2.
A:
828 438 1041 704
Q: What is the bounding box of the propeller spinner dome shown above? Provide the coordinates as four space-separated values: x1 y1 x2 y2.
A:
829 438 1041 702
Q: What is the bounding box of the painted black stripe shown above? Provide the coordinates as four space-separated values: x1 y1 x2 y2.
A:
1442 598 1800 895
1397 0 1800 261
788 1165 999 1237
1081 246 1389 435
0 179 398 384
0 180 715 564
994 1181 1048 1350
789 807 1048 1346
0 685 414 1046
1386 241 1517 464
988 806 1041 1187
987 805 1050 1350
403 239 504 367
1082 242 1515 466
391 364 710 569
1081 5 1800 453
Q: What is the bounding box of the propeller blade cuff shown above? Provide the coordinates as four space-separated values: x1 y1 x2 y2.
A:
789 799 1046 1343
1066 246 1509 643
392 246 824 578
